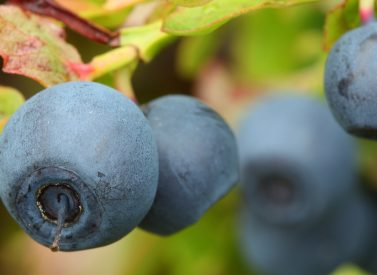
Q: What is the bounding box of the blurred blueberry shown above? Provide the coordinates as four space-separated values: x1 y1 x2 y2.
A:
355 187 377 273
139 95 239 235
237 95 357 226
239 187 372 275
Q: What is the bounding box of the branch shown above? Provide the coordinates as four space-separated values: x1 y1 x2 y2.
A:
7 0 120 46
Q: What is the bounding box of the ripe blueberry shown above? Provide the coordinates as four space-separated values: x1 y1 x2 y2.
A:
355 190 377 273
325 22 377 139
239 188 372 275
0 81 159 251
237 96 357 226
139 95 239 235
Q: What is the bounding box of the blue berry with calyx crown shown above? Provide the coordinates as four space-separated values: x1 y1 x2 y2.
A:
0 81 159 251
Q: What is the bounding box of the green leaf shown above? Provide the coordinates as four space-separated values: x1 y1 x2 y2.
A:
85 22 174 80
168 0 213 7
55 0 142 28
0 5 82 87
120 21 174 61
163 0 319 35
0 86 24 133
323 0 361 51
55 0 104 11
86 8 132 28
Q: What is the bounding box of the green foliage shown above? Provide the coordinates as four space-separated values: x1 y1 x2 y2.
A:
121 191 254 275
177 31 221 78
168 0 213 7
87 8 132 29
120 22 174 62
331 264 371 275
65 0 133 28
0 86 24 118
88 22 174 79
231 4 324 82
0 86 24 133
163 0 318 35
323 0 361 51
176 3 325 86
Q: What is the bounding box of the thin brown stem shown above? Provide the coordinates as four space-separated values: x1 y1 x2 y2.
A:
50 193 69 252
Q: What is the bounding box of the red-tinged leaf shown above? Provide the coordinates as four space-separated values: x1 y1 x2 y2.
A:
0 5 83 87
10 0 119 46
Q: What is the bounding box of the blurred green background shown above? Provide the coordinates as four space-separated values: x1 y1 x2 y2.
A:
0 1 373 274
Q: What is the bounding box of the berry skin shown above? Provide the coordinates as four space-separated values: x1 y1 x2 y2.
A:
237 96 357 226
356 192 377 273
139 95 239 235
239 188 372 275
325 22 377 139
0 81 159 251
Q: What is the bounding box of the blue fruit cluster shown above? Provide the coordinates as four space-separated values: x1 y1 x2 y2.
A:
322 21 377 274
0 82 238 251
237 95 375 275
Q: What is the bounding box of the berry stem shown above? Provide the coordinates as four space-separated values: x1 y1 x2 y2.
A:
85 46 138 80
114 64 138 103
50 193 69 252
360 0 376 25
68 21 174 81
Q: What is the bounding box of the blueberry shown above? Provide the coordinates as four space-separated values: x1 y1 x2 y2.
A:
0 81 159 251
239 188 372 275
324 22 377 139
139 95 238 235
237 96 357 226
356 191 377 273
